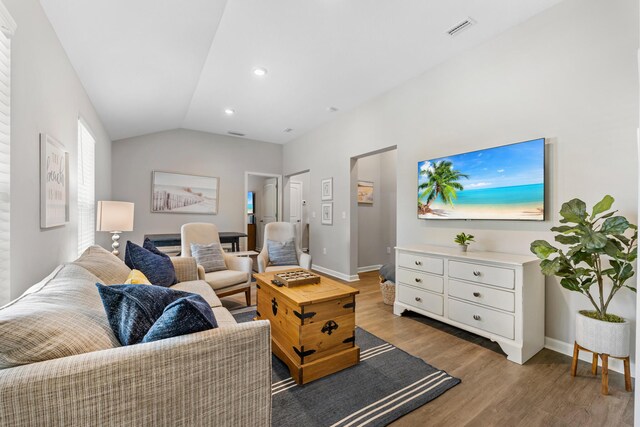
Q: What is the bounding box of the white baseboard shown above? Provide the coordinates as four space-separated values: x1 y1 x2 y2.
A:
312 264 360 282
357 264 382 273
544 336 634 377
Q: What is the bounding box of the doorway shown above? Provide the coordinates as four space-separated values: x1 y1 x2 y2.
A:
285 170 310 253
244 172 282 252
351 147 397 276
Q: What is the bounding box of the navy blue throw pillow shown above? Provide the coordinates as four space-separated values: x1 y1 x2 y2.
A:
124 240 177 287
96 284 218 346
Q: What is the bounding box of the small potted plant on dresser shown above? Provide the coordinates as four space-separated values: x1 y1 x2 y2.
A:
530 195 637 394
454 232 475 253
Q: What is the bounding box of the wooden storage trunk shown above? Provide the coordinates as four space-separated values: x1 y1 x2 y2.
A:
254 271 360 384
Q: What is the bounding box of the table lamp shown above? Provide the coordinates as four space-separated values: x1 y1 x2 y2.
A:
96 201 134 256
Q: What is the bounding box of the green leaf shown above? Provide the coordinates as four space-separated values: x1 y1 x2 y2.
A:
582 228 608 250
540 258 561 276
555 235 580 245
531 240 558 259
590 195 614 219
559 199 587 224
551 225 576 234
570 250 593 267
601 216 630 235
614 234 630 246
603 240 622 258
560 277 580 292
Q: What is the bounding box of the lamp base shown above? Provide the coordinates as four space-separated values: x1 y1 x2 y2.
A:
111 232 122 256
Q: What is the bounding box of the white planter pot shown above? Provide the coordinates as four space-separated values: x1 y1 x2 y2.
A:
575 311 630 357
458 245 468 253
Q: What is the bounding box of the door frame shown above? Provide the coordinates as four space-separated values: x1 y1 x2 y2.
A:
244 171 283 252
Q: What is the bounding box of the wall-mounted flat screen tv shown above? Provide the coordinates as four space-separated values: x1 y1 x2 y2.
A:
417 138 545 221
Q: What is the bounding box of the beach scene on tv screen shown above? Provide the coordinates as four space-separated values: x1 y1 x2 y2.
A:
417 139 544 220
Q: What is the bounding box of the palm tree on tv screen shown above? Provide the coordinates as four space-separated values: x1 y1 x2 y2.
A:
419 160 469 214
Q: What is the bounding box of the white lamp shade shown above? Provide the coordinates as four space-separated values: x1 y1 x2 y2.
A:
96 201 134 232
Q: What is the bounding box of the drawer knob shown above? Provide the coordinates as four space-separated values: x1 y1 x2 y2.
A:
473 292 481 297
414 278 422 283
415 261 422 266
415 297 422 302
473 270 482 277
473 314 481 321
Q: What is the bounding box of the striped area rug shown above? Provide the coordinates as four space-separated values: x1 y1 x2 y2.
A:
232 310 460 427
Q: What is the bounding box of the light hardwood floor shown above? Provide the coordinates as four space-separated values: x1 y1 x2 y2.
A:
223 271 634 426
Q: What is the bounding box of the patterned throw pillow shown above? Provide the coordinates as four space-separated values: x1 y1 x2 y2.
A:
124 240 177 287
191 242 228 273
96 284 218 345
267 239 299 266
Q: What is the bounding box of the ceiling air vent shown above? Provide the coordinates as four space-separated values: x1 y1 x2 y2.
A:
447 18 475 36
227 131 245 137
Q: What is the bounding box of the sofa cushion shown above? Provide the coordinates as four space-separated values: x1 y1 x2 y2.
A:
204 269 249 290
72 245 131 284
124 240 177 287
170 280 222 308
125 269 152 285
0 264 119 369
96 284 217 345
267 239 298 266
191 242 228 273
212 307 238 328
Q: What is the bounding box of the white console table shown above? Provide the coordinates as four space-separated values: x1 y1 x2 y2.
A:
394 244 544 364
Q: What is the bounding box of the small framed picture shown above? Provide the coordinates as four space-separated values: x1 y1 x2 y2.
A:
40 133 69 229
321 178 333 201
357 180 374 204
321 202 333 225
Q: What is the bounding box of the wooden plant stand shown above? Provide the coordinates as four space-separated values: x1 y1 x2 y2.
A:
571 342 632 395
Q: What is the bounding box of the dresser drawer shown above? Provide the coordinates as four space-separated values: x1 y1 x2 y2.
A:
449 261 515 290
448 279 514 312
449 299 514 340
397 269 443 294
397 285 443 316
398 252 443 275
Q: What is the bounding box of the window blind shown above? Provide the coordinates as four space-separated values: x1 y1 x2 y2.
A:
77 120 95 256
0 14 12 305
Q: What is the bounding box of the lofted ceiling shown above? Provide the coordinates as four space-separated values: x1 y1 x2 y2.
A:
40 0 563 143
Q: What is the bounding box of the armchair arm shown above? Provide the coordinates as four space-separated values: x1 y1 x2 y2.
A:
224 254 253 283
170 256 199 282
257 247 269 273
299 253 312 270
197 264 206 280
0 322 272 427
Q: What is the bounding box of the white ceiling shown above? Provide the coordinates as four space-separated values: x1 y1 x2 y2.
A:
40 0 563 143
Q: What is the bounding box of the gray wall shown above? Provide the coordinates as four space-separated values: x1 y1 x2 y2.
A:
357 150 396 269
112 129 282 247
7 0 112 298
283 0 638 352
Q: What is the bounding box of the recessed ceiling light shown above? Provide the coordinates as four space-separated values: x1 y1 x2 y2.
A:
253 67 268 77
327 106 339 112
224 108 235 115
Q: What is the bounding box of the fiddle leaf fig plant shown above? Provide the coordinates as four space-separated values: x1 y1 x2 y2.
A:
530 195 637 322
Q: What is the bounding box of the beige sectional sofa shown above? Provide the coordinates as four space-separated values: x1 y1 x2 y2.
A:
0 246 271 427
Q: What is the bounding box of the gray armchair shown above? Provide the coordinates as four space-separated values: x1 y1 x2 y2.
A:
257 222 312 273
181 223 253 305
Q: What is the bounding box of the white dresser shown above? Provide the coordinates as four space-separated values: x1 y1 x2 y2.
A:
394 244 544 364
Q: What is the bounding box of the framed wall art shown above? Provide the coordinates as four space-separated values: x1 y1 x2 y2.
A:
321 202 333 225
321 177 333 201
151 171 219 214
357 180 374 204
40 133 69 228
